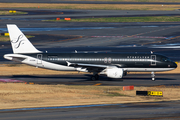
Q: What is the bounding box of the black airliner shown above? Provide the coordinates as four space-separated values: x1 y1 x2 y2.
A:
4 24 177 81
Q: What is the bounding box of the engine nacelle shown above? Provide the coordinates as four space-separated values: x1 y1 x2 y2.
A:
106 68 123 78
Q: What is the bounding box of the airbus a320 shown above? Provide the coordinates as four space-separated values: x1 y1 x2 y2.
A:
4 24 177 81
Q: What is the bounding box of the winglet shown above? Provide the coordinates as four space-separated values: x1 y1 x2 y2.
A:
7 24 42 54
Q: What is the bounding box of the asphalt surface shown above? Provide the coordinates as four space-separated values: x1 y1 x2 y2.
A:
1 74 180 86
1 0 180 4
1 9 180 19
1 21 180 62
1 101 180 120
0 7 180 119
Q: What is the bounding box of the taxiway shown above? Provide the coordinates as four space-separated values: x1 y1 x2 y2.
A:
1 101 180 120
1 74 180 86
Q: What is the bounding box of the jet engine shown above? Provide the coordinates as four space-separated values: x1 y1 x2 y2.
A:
106 68 123 78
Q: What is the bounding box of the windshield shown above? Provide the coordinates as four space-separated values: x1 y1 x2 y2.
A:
161 57 171 62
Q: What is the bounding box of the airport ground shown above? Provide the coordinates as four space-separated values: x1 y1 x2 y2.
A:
1 101 180 120
0 1 180 119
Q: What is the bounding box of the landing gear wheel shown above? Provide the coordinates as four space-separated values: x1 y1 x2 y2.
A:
151 72 155 81
95 74 99 80
91 76 96 81
91 74 99 81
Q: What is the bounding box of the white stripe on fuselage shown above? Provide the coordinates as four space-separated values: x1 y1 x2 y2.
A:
4 54 76 71
124 68 175 72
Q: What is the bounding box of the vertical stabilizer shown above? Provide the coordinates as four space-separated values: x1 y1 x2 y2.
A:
7 24 41 53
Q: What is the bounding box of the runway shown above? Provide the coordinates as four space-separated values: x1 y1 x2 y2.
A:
1 101 180 120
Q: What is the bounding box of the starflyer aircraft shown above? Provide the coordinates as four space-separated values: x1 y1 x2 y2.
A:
4 24 177 81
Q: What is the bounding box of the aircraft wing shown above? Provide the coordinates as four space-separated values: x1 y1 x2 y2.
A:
66 61 124 73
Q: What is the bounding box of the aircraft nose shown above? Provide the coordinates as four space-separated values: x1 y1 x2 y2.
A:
172 62 177 68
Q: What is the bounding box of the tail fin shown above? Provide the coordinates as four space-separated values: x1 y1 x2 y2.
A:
7 24 41 54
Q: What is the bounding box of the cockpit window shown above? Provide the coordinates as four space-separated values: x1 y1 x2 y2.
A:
161 57 171 62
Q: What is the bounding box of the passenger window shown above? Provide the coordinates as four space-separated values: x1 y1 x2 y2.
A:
48 56 58 61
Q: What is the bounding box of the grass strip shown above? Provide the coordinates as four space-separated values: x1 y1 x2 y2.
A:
0 3 180 11
0 10 27 15
67 0 180 2
0 83 180 110
48 16 180 22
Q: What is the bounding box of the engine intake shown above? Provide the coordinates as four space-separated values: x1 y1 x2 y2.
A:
106 68 123 78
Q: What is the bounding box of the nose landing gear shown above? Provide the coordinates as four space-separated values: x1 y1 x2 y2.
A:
151 72 155 81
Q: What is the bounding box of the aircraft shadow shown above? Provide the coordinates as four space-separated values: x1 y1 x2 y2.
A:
9 74 122 81
8 74 176 81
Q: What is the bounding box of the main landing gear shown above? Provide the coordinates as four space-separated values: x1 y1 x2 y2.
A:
91 73 99 81
151 72 155 81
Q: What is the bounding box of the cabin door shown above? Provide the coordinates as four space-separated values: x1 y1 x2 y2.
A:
37 54 42 65
151 55 156 66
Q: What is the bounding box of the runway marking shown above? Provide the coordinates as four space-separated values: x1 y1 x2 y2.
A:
0 79 25 83
92 36 166 39
169 35 180 40
123 25 180 45
93 83 102 86
91 25 180 46
49 25 180 47
136 26 180 45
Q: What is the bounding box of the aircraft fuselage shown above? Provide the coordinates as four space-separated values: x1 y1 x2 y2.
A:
19 52 177 72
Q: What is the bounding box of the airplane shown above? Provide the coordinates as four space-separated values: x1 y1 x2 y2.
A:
4 24 177 81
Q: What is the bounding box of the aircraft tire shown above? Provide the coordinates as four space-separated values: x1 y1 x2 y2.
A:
95 74 99 80
91 76 96 81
